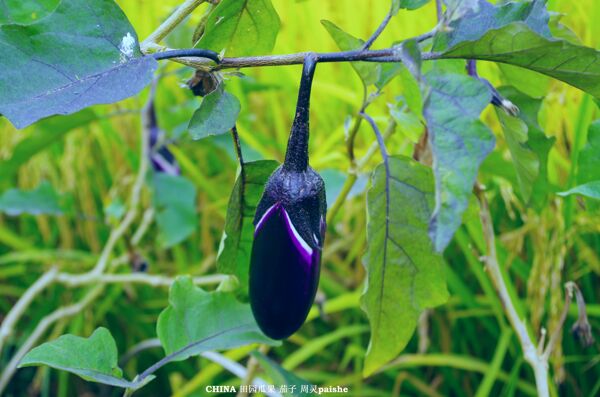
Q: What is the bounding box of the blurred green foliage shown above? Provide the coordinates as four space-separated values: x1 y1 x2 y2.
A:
1 0 599 396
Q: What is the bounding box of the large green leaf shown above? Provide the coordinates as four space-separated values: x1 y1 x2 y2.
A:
188 87 241 140
439 23 600 99
152 174 197 248
321 20 380 86
217 160 279 294
0 109 97 183
196 0 280 57
0 0 157 128
362 156 448 376
0 182 64 216
498 64 550 99
578 120 600 184
157 276 278 361
19 327 137 388
0 0 61 25
423 72 494 252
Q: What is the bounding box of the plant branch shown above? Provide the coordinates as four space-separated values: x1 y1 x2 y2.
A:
146 46 441 70
152 49 220 63
476 187 549 397
362 4 394 50
54 272 228 288
0 267 58 356
237 345 269 397
142 0 207 51
0 285 104 393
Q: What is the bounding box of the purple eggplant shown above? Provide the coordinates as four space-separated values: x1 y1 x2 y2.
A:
249 54 326 339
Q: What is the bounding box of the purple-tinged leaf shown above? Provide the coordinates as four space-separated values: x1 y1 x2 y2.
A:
423 72 494 252
0 0 157 129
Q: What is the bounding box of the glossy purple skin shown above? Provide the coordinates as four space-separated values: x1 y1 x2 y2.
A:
250 203 322 339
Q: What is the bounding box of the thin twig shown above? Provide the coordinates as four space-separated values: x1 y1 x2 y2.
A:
54 272 228 288
543 283 573 360
142 0 207 50
131 208 155 246
436 0 443 22
362 4 394 50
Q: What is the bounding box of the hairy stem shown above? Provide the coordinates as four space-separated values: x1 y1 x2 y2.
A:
146 46 440 70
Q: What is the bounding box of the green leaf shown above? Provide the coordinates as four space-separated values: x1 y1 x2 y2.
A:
362 156 448 376
390 106 423 143
439 23 600 99
252 351 312 396
399 0 430 11
196 0 280 57
0 109 97 183
495 86 554 206
0 182 64 216
578 120 600 184
558 181 600 200
0 0 61 25
435 0 550 50
0 0 157 129
423 72 494 252
498 64 549 99
321 20 380 86
217 160 279 294
548 12 581 44
157 276 278 362
19 327 136 388
188 88 241 140
153 174 197 248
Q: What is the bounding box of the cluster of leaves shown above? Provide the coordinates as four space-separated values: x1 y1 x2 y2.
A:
1 0 600 395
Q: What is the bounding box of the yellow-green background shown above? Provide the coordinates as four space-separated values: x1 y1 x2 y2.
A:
1 1 599 396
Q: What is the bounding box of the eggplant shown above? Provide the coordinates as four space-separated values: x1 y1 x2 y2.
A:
249 54 327 340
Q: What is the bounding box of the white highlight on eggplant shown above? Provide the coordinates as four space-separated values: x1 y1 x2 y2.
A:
255 203 314 259
281 208 314 258
255 203 279 233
